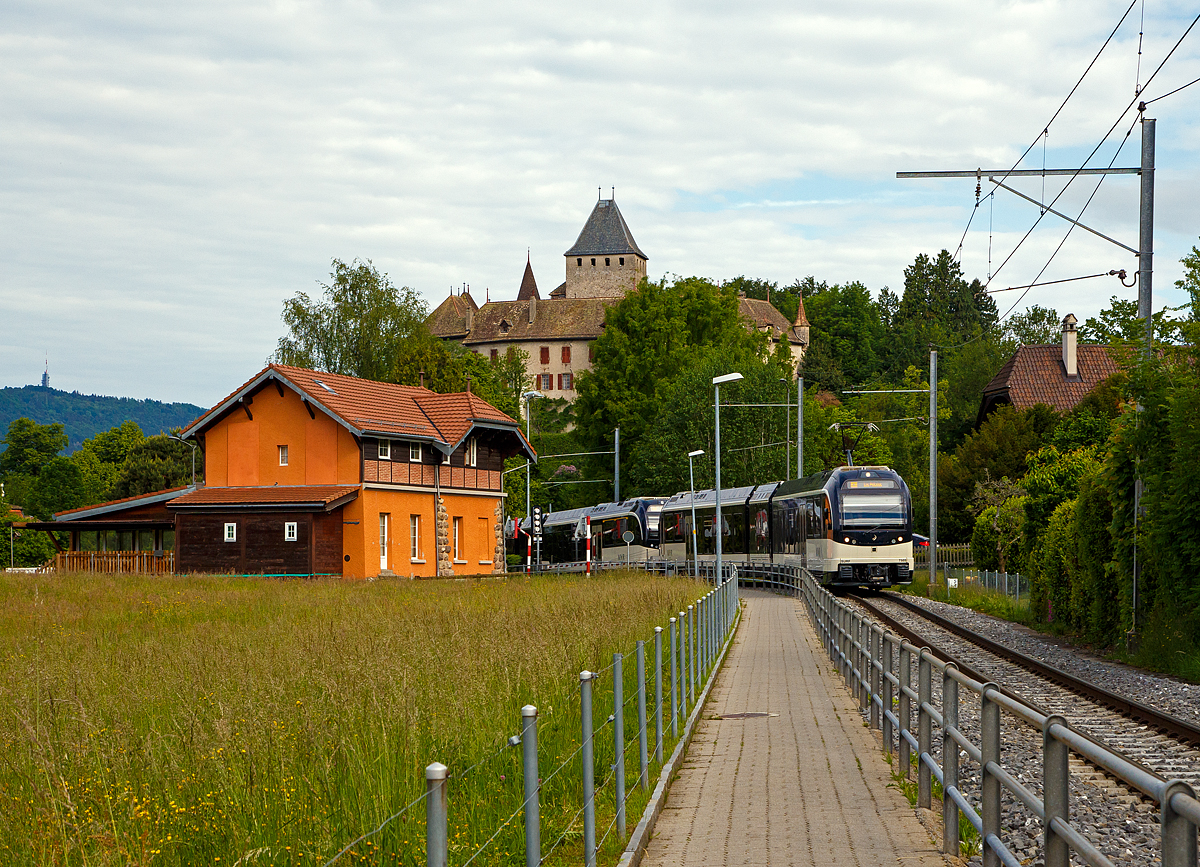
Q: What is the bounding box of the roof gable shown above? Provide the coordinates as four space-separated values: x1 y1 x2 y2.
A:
564 199 647 259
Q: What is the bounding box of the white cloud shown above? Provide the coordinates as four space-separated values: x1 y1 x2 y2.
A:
0 0 1197 404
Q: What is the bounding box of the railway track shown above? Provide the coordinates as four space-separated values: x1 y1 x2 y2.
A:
850 590 1200 795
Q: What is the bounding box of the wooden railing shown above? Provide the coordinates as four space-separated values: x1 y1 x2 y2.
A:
912 542 974 568
53 551 175 574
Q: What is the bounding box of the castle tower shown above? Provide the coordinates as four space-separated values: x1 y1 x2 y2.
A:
563 196 647 299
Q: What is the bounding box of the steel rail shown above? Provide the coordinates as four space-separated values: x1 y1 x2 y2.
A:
878 591 1200 750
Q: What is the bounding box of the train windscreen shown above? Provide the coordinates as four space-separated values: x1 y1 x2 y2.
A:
839 480 905 528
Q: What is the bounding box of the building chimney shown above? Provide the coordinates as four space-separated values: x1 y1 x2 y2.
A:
419 369 426 389
528 294 536 324
465 298 474 332
1061 313 1078 378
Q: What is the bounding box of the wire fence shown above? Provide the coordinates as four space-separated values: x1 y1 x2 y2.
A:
321 567 740 867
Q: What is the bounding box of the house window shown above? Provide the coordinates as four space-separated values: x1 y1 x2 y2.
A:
409 442 421 462
466 437 477 467
562 372 573 390
605 257 610 266
590 257 596 266
540 373 553 390
379 513 390 570
619 257 625 265
478 517 492 564
410 515 422 561
588 345 595 362
378 439 391 460
561 346 571 364
284 522 297 542
540 346 550 364
453 517 464 562
224 523 237 543
490 348 498 362
278 445 289 466
577 257 582 266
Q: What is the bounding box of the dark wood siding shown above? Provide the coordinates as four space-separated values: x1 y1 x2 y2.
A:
313 511 344 575
176 512 317 575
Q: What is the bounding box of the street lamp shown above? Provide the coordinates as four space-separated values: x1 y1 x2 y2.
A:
778 377 790 479
168 434 198 487
687 449 704 578
521 391 544 525
712 372 743 584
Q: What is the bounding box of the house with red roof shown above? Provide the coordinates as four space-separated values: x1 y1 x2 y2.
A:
39 365 535 578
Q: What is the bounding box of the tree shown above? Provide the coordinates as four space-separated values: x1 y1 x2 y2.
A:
0 418 67 478
800 281 885 388
970 471 1025 573
72 420 145 503
1003 305 1060 347
110 435 205 499
275 258 432 382
24 456 86 520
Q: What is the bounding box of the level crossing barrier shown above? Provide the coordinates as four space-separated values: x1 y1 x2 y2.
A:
322 573 741 867
800 571 1200 867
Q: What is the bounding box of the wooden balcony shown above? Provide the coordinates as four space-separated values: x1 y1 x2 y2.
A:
52 551 175 574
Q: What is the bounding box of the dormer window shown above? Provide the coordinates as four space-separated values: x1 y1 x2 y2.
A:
378 439 391 460
499 319 511 335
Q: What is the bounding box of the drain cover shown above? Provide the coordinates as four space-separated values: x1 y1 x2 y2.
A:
718 712 776 720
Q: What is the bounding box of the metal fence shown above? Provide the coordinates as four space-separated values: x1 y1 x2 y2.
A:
801 570 1200 867
933 565 1026 604
325 572 740 867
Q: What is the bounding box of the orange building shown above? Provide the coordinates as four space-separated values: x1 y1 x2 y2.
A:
163 364 533 577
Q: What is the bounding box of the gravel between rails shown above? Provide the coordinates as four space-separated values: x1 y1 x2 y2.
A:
832 593 1200 867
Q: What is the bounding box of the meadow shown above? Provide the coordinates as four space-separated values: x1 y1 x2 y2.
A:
0 571 707 865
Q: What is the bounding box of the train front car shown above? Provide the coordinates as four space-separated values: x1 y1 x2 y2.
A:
771 466 913 588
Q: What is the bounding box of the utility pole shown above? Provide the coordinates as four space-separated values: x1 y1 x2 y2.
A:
929 350 938 595
797 376 804 478
1138 114 1155 354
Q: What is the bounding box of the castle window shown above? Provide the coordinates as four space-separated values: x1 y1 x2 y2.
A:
561 346 571 364
540 373 553 390
605 257 610 266
540 346 550 364
577 258 582 266
619 257 625 265
588 345 594 362
561 372 573 390
490 348 498 362
590 258 596 266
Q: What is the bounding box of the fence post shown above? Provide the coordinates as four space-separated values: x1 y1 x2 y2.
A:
636 641 649 790
520 706 540 867
981 684 1001 867
679 610 689 717
688 604 697 705
883 633 894 757
1161 780 1199 867
1043 715 1069 867
869 624 880 731
581 671 596 867
669 617 679 736
856 613 868 712
918 649 932 809
942 663 959 858
614 653 626 840
899 644 911 779
426 762 448 867
654 627 664 762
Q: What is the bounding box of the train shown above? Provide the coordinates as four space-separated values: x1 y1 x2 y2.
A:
514 465 915 588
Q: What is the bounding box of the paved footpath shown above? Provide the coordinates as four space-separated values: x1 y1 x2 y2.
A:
641 590 947 867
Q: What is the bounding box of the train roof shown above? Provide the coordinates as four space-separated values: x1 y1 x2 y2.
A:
773 465 901 498
748 481 780 505
536 497 668 530
661 485 758 512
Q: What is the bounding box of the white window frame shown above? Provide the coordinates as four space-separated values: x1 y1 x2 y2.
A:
409 442 421 462
224 522 237 542
284 521 298 542
540 373 552 390
562 372 573 390
378 439 391 460
453 517 465 563
278 444 289 466
467 437 477 467
410 514 423 562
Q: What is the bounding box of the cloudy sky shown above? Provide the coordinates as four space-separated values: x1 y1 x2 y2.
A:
3 0 1198 407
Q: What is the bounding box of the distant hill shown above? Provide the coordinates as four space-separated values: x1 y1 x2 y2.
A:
0 386 207 452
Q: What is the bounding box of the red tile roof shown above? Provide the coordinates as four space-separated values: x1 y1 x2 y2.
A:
169 485 359 509
183 365 533 457
980 344 1120 419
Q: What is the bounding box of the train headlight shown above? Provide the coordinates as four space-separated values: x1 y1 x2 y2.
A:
843 536 850 543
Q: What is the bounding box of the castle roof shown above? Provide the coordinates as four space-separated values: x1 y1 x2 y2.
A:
564 199 647 259
517 259 540 301
426 291 478 340
461 298 614 344
738 297 808 347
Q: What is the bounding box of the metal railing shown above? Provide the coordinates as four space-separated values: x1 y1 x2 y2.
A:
325 573 741 867
933 565 1026 604
801 570 1200 867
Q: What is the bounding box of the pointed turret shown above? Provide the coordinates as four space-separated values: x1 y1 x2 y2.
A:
563 196 648 299
517 254 540 301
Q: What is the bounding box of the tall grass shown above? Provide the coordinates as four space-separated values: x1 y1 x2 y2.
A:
0 571 704 865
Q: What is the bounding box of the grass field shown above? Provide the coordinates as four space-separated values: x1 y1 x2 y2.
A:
0 571 709 866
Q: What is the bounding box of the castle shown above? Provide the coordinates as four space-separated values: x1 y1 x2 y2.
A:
427 195 808 406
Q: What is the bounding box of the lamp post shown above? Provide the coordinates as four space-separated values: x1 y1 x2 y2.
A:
521 391 544 525
687 449 704 578
712 373 743 583
778 377 790 479
167 434 198 487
